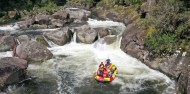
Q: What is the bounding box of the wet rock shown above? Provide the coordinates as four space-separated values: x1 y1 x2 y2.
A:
65 8 91 23
0 57 27 90
17 35 31 44
52 10 69 20
43 27 72 45
36 35 50 47
75 25 98 44
15 41 53 62
97 35 117 45
159 54 185 78
121 23 145 59
104 35 117 44
50 19 65 27
0 36 17 52
17 19 35 29
175 53 190 94
144 52 187 78
29 24 48 29
35 14 50 25
94 27 110 38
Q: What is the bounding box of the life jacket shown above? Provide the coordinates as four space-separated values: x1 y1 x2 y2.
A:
103 68 108 77
106 63 112 69
110 64 116 70
98 67 104 71
99 63 104 68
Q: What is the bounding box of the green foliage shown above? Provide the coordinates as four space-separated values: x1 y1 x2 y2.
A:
144 0 190 56
179 40 190 51
68 0 96 7
113 0 144 6
0 0 62 23
34 0 59 14
145 27 156 38
145 32 178 55
0 0 33 10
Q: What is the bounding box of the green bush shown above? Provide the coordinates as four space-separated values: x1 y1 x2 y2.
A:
113 0 143 6
145 32 178 56
143 0 190 56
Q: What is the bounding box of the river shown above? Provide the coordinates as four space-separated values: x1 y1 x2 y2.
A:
0 18 175 94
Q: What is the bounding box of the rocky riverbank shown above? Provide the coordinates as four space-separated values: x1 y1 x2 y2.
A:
0 0 189 93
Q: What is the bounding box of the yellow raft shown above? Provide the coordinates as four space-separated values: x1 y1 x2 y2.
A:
94 64 118 82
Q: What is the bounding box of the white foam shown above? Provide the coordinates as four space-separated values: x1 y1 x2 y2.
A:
0 51 13 58
25 28 59 32
87 18 126 32
0 23 19 31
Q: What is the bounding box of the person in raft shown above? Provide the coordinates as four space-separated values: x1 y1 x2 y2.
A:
97 62 104 77
105 59 112 68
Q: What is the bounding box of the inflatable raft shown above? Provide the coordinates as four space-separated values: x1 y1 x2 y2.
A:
95 64 118 82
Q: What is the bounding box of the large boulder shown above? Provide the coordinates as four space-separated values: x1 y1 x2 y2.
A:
94 27 110 38
103 35 117 44
65 8 91 23
0 36 17 52
35 14 50 25
175 53 190 94
17 19 35 29
15 41 53 62
50 10 70 27
52 10 69 20
143 52 188 78
17 35 31 44
43 27 72 45
0 57 27 90
29 24 48 29
75 25 98 44
121 23 145 59
97 35 117 45
50 19 65 27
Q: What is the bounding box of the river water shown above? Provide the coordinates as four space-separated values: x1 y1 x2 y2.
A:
0 19 175 94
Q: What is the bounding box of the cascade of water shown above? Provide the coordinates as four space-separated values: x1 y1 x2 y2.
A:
42 35 59 48
97 32 101 40
0 23 19 31
72 31 77 43
0 51 13 58
16 39 21 45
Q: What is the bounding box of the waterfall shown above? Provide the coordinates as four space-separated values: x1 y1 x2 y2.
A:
16 39 21 45
72 31 77 43
43 35 59 48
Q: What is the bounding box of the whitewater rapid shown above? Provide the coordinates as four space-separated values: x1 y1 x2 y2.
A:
1 19 175 94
